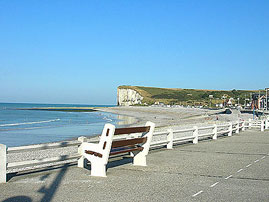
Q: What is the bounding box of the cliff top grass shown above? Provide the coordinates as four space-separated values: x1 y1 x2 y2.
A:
118 85 264 105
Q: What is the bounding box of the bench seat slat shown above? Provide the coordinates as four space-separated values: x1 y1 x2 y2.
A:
111 137 147 148
114 126 150 135
110 146 143 156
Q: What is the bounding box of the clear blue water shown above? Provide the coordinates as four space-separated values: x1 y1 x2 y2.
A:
0 103 121 147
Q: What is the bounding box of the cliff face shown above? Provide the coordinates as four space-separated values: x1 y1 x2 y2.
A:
117 88 143 106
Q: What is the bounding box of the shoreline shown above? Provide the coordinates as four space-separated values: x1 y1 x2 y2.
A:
16 107 98 112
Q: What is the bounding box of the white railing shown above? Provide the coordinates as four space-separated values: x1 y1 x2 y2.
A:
246 117 269 132
149 120 248 150
0 140 81 183
0 116 268 183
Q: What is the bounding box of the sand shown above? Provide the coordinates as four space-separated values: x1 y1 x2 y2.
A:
97 106 253 131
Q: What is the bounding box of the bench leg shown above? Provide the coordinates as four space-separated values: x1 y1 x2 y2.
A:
91 162 107 177
78 156 86 168
133 152 147 166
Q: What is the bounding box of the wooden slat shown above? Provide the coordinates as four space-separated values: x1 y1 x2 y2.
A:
110 147 143 156
85 150 102 158
111 137 147 148
114 126 150 135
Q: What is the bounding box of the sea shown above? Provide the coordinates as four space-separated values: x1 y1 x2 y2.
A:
0 103 134 147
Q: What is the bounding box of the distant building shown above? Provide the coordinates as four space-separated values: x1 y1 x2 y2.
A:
251 93 269 110
227 98 233 106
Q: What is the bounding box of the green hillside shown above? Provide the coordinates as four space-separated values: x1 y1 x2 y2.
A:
118 86 263 106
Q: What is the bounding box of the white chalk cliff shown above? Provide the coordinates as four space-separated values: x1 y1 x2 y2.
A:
117 88 143 106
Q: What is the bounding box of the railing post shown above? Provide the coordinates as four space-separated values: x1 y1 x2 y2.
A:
78 136 87 168
228 123 233 136
0 144 7 183
212 124 217 140
193 126 198 144
242 121 245 131
261 120 265 132
236 121 240 134
266 117 269 130
249 118 252 129
167 129 173 149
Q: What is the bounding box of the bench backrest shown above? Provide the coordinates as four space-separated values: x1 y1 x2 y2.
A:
96 122 155 162
111 122 155 156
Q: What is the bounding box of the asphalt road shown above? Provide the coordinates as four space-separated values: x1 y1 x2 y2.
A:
1 129 268 202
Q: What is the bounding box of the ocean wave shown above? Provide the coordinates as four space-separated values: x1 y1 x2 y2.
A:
103 117 112 122
0 119 60 127
0 126 53 131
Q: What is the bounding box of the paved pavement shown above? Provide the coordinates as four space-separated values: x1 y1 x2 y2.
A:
1 129 269 202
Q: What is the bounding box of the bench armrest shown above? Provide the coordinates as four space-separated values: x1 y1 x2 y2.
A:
78 142 101 155
82 142 101 153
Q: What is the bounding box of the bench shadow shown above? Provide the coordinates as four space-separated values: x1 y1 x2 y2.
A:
81 154 133 171
107 156 133 169
6 159 76 202
3 163 69 202
37 164 69 202
7 162 76 182
2 196 32 202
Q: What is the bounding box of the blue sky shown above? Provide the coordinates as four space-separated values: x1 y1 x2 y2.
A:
0 0 268 104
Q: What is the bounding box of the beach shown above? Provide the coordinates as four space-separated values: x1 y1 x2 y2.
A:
97 106 253 131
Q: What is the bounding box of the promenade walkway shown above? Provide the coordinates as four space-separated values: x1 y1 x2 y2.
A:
1 130 269 202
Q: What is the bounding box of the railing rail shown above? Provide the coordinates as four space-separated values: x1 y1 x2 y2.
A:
7 154 79 168
7 141 80 153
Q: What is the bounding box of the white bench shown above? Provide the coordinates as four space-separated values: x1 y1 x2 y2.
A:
78 121 155 177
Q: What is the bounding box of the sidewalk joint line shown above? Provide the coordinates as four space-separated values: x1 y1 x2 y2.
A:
246 164 252 168
225 175 233 180
192 190 203 197
237 169 243 173
210 182 219 187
